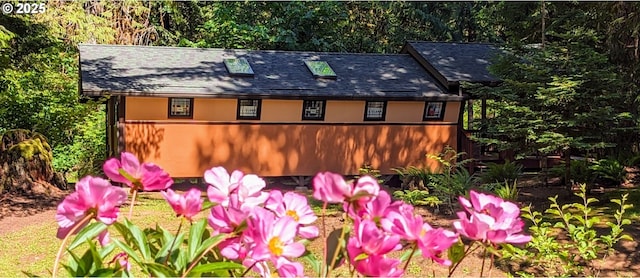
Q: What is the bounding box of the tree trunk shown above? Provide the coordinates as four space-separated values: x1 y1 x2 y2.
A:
0 129 67 195
563 148 572 190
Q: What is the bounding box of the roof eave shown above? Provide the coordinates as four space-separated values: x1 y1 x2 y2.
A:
81 90 465 102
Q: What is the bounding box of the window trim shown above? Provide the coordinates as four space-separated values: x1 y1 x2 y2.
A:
236 99 262 120
423 101 446 121
301 100 327 121
168 97 194 119
363 101 387 121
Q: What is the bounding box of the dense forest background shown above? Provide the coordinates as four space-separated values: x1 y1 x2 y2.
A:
0 1 639 179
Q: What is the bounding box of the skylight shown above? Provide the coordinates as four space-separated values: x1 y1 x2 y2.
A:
224 58 254 76
305 61 336 79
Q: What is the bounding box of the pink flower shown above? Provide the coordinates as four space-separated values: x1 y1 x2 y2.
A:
381 203 424 241
381 202 458 265
352 255 404 277
236 174 269 210
312 172 351 203
346 190 400 222
242 259 271 278
274 257 304 277
219 237 249 260
110 252 131 272
98 230 111 246
55 176 127 239
265 190 319 239
350 176 380 205
418 225 459 266
454 191 532 245
205 166 243 206
161 188 203 221
247 207 306 262
347 219 401 257
208 196 248 234
103 152 173 191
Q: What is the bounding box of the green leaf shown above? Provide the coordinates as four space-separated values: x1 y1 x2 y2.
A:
188 219 207 261
66 249 89 276
123 218 152 261
447 239 466 265
156 231 185 262
88 239 104 272
68 222 108 250
189 261 245 274
400 248 422 262
99 243 116 260
325 228 347 269
194 233 228 261
90 268 117 277
113 239 143 266
175 244 189 271
353 252 369 262
144 262 179 277
300 251 322 277
619 234 634 241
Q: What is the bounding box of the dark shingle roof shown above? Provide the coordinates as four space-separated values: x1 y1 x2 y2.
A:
79 44 462 101
403 41 502 87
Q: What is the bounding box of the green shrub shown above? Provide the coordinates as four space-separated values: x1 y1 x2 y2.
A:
394 146 476 213
357 163 385 185
492 180 519 202
392 189 442 208
391 166 434 191
501 184 634 276
424 146 477 213
480 160 522 184
550 159 596 185
590 158 626 186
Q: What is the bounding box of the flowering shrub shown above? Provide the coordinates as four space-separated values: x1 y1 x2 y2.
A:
52 152 534 277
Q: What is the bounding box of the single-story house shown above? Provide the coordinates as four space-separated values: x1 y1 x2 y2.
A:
78 42 500 178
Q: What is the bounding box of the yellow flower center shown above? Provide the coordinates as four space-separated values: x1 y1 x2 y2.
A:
286 210 300 222
268 236 284 256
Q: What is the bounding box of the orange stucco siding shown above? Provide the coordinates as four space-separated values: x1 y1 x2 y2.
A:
193 98 237 121
324 101 366 122
123 123 457 177
444 101 461 123
126 97 168 120
260 100 303 122
386 101 425 123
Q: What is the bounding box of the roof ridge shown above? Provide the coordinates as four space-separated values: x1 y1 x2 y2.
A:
406 40 499 46
77 43 412 57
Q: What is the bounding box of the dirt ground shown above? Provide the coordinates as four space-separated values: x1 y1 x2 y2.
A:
0 175 638 277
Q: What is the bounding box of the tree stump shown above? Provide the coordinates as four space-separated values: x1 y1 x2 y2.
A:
0 129 66 195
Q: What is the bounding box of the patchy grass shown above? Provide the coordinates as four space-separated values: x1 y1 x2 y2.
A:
0 193 179 277
0 220 58 277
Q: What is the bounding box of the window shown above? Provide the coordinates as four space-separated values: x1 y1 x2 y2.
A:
168 98 193 118
224 58 254 76
304 61 337 79
237 99 261 120
424 101 446 120
302 100 326 121
364 101 386 121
